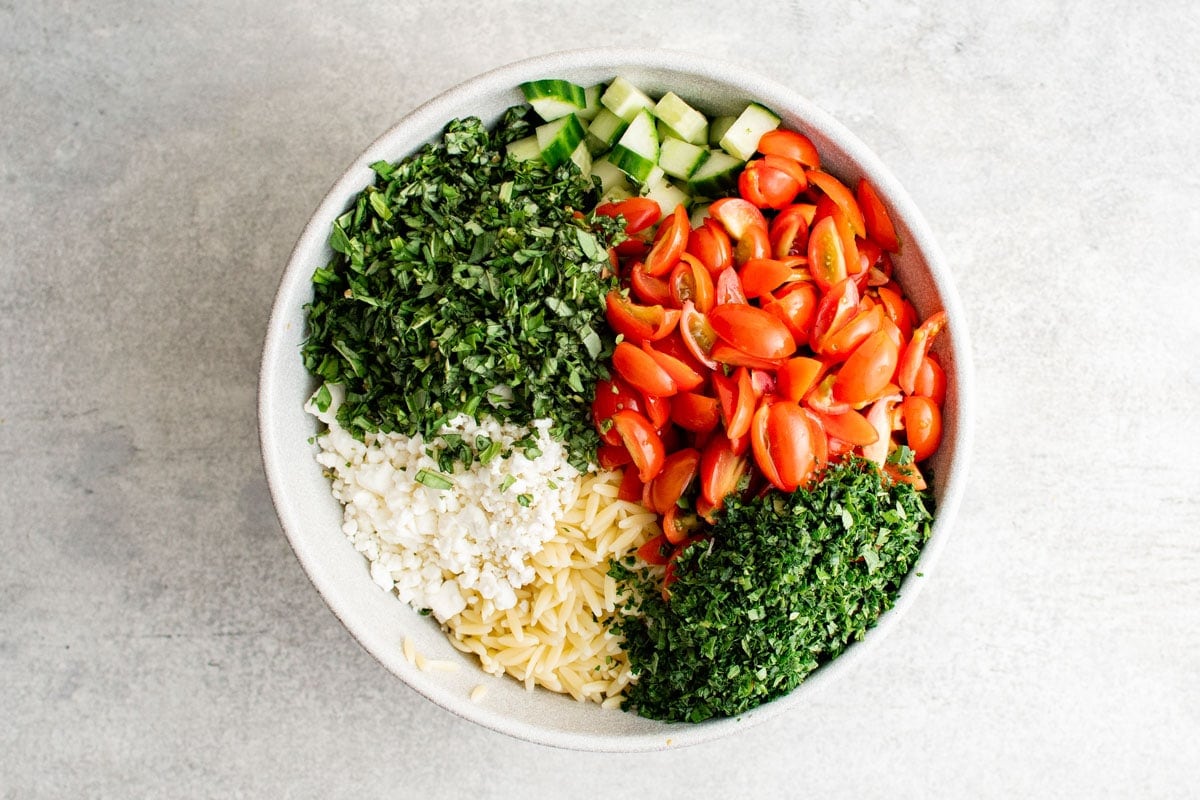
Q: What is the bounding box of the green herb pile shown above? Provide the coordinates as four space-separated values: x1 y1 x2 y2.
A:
612 458 933 723
302 107 623 466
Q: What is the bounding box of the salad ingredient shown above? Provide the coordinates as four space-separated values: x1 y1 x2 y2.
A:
302 109 623 466
613 457 933 722
444 469 659 705
307 388 579 616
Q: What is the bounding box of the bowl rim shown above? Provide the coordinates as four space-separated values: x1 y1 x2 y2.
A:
258 46 974 751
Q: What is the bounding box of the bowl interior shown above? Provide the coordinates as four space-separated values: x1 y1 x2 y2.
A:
258 48 973 752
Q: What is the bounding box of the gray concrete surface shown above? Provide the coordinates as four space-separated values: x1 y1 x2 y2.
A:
2 1 1198 797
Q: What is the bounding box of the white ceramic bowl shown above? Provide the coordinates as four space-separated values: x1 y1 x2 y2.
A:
259 48 973 751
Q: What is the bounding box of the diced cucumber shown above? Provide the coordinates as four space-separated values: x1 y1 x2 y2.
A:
642 164 665 189
608 109 659 183
708 116 737 146
535 114 587 167
569 141 592 176
505 134 542 163
521 79 588 121
687 150 744 197
653 92 709 145
577 84 604 121
658 137 710 180
601 182 634 203
584 108 629 155
600 76 656 122
591 155 630 196
642 176 690 221
719 102 781 160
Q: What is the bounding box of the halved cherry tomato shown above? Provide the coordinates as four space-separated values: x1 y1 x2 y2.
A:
709 303 796 360
612 341 678 397
856 237 883 276
604 290 679 343
815 408 879 447
708 197 768 241
806 170 865 237
671 391 720 433
750 400 788 491
862 393 902 465
912 354 947 405
818 303 884 361
807 215 847 292
680 301 719 370
856 178 899 252
597 441 633 469
635 532 673 565
611 408 666 482
640 388 672 430
803 373 851 416
641 340 705 392
644 447 700 514
749 368 775 400
897 310 948 395
876 283 915 343
595 197 661 236
661 505 702 545
762 282 818 343
809 277 860 351
710 342 785 371
766 400 818 490
739 258 794 298
733 223 771 265
686 218 734 275
738 158 803 209
777 356 825 402
712 366 755 440
715 266 748 306
618 463 644 501
756 129 820 168
592 376 645 445
644 204 690 277
699 433 749 509
669 253 715 313
629 260 675 307
902 395 942 462
833 328 900 406
768 204 815 260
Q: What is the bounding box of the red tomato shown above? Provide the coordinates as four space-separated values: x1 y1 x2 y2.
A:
750 400 789 492
604 290 679 343
618 464 644 501
710 342 785 371
897 311 948 395
592 376 645 445
862 393 902 465
806 170 866 237
833 328 900 406
640 388 672 430
807 216 847 292
913 354 947 405
641 340 705 392
803 373 851 416
708 197 768 241
644 447 700 514
902 395 942 462
636 532 673 565
715 266 749 306
669 253 716 313
738 158 803 209
818 303 884 361
612 341 678 397
733 223 771 265
629 261 675 307
680 301 719 370
876 284 915 343
762 282 818 343
766 400 818 490
756 129 821 168
809 277 860 351
611 409 666 482
671 391 721 433
768 204 815 260
856 178 899 252
713 366 755 440
708 303 797 360
777 356 825 402
597 442 633 469
699 433 749 509
739 258 794 298
814 408 879 447
595 197 661 235
644 205 690 277
686 218 734 275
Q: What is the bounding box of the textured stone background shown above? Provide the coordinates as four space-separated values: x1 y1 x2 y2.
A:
2 1 1198 797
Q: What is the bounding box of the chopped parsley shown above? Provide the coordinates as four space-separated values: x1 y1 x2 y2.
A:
302 106 623 467
612 458 933 723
